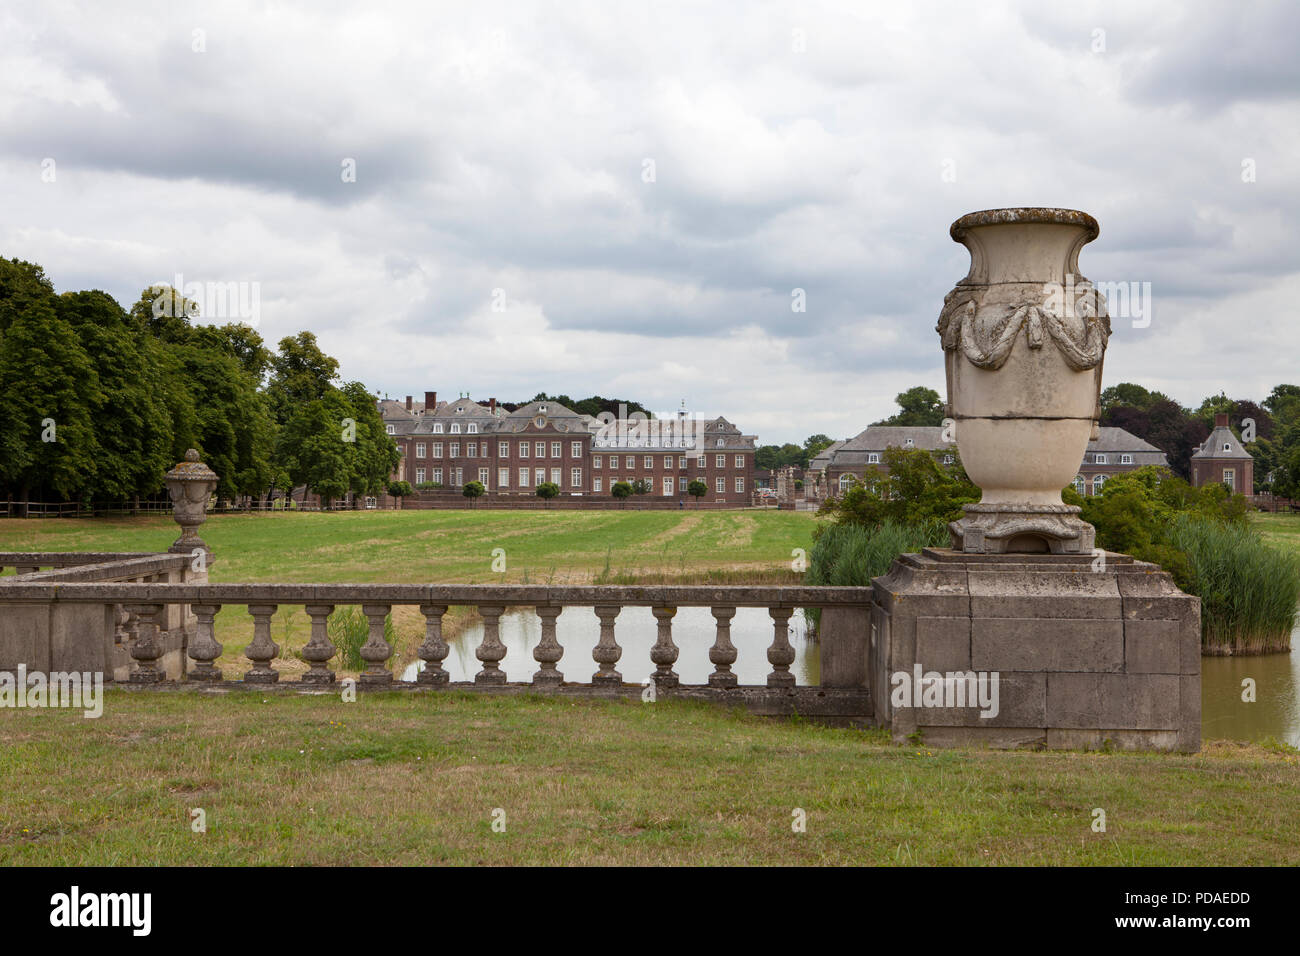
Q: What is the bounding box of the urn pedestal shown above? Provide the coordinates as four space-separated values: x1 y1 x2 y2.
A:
938 208 1110 554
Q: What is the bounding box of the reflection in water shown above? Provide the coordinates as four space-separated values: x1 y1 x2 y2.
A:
1202 642 1300 748
403 606 820 686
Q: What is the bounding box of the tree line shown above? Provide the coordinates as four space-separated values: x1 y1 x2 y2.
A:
0 258 397 510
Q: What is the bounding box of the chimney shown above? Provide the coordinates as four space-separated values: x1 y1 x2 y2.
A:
405 395 413 412
489 397 497 414
1215 413 1229 428
425 391 437 413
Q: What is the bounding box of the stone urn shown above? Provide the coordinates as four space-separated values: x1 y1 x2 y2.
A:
937 208 1111 554
164 449 219 555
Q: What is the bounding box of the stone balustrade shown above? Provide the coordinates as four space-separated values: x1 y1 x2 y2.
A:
0 574 875 721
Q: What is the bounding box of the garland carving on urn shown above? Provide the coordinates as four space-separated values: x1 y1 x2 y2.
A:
937 207 1113 555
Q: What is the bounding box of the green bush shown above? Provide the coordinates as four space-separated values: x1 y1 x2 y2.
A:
819 446 978 528
1165 515 1300 654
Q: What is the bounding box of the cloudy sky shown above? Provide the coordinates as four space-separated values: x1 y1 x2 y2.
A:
3 0 1297 444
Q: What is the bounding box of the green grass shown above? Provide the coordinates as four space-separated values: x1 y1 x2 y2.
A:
0 509 819 584
2 691 1296 866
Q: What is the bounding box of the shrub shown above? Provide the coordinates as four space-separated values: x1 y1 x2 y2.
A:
462 480 485 501
536 481 559 502
819 446 978 528
611 481 632 501
387 480 413 498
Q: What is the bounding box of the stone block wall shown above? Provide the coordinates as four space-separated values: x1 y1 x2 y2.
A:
871 549 1200 752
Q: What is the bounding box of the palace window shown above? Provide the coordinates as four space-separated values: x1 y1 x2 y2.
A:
571 468 582 487
478 468 489 486
715 477 725 493
664 455 672 468
839 475 852 491
520 441 530 457
1223 442 1232 452
432 442 443 458
644 456 653 469
1095 454 1107 464
1073 475 1086 495
415 468 426 484
698 455 706 467
1093 474 1108 493
594 455 602 468
432 468 443 484
663 477 673 495
715 455 725 468
716 439 724 447
450 442 460 458
498 468 510 488
594 477 603 492
385 425 395 435
625 456 635 469
943 455 954 465
535 468 547 486
678 456 686 469
415 443 426 458
678 477 687 491
551 468 561 485
735 455 744 468
1223 469 1235 490
451 424 461 434
867 453 880 464
1120 454 1133 464
499 442 509 457
467 442 477 457
572 442 583 458
552 442 562 458
432 423 443 433
518 468 530 487
904 438 914 446
468 424 478 434
453 468 463 486
735 477 745 492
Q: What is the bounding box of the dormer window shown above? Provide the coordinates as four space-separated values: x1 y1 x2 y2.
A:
451 424 461 434
468 424 478 433
538 404 547 413
456 406 464 413
385 425 395 435
904 438 914 447
716 439 724 447
1223 442 1231 452
1095 454 1107 464
432 424 443 433
1120 454 1133 464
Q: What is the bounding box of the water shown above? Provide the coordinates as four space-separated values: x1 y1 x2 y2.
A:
405 606 1299 747
402 606 820 686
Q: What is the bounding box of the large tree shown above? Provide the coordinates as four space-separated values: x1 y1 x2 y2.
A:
874 386 945 427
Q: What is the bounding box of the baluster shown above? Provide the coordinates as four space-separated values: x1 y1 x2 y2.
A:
532 606 564 686
244 604 280 683
417 604 450 685
766 607 796 688
112 604 130 645
650 606 679 687
359 603 393 685
474 605 507 684
301 604 337 684
188 603 224 681
126 603 165 683
708 606 739 688
592 605 622 684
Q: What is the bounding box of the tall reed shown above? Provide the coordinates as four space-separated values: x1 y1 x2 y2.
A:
1166 514 1300 654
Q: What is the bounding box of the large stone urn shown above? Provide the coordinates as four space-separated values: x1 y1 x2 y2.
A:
164 449 218 555
938 208 1111 554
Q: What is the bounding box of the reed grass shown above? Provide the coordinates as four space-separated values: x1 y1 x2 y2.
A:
1166 514 1300 655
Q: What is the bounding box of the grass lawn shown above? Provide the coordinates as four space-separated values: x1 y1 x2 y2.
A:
1254 512 1300 554
2 690 1297 866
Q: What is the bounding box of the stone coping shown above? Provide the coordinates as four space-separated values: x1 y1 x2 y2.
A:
0 551 168 566
0 581 875 607
6 554 190 583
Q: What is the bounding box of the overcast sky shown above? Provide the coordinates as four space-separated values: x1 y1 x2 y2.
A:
3 0 1297 444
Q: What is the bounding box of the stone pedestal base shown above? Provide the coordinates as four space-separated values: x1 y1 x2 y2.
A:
949 504 1095 555
869 549 1201 752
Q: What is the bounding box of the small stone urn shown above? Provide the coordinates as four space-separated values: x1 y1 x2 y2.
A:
164 449 219 555
937 208 1111 553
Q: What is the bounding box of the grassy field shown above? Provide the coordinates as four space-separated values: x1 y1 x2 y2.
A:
0 509 818 583
2 690 1297 866
1255 512 1300 553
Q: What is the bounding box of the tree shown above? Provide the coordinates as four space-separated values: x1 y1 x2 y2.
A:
265 331 339 426
611 481 632 506
818 446 978 528
340 380 399 506
874 386 945 427
630 478 652 495
462 480 485 505
803 433 835 462
0 259 101 509
687 479 707 506
274 389 356 509
387 480 413 504
536 481 559 505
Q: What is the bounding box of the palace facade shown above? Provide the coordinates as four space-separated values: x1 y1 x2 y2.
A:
379 393 757 504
